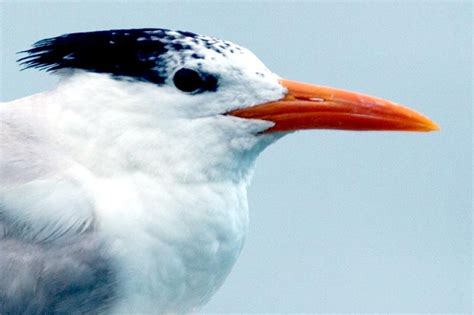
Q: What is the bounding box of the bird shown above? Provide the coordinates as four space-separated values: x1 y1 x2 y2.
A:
0 28 439 314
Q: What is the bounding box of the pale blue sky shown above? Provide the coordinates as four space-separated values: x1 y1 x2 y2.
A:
1 1 471 313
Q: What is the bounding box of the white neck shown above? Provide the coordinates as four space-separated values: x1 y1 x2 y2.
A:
40 72 279 313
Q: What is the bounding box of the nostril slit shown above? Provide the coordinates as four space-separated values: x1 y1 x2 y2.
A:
309 97 325 102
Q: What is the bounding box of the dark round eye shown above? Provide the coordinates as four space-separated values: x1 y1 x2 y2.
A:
173 68 204 92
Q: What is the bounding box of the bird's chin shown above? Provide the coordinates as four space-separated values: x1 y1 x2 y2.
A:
249 129 287 155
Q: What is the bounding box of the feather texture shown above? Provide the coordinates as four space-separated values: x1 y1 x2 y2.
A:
1 28 285 313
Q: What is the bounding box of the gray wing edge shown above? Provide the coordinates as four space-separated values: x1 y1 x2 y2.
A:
0 233 118 314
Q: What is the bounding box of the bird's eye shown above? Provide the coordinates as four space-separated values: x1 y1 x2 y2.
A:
173 68 205 93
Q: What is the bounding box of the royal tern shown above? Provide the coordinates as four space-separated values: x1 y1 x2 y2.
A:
0 28 438 314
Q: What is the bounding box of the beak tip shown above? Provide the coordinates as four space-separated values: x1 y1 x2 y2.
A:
423 119 441 132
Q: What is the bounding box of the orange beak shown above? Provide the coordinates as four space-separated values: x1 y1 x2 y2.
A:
228 79 439 133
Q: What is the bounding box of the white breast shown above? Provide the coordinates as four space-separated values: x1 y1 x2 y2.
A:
95 174 250 314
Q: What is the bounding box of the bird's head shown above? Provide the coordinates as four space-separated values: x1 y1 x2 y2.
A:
19 28 439 180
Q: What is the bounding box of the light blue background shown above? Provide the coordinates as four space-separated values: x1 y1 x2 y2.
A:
1 1 471 313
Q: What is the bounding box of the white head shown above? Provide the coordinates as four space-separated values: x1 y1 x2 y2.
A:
20 28 438 183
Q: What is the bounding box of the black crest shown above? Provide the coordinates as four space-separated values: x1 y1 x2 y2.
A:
18 28 200 85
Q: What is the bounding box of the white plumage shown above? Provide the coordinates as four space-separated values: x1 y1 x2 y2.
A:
0 28 437 314
1 30 284 312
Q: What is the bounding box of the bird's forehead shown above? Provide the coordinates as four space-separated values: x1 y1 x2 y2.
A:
143 29 270 77
143 29 242 59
